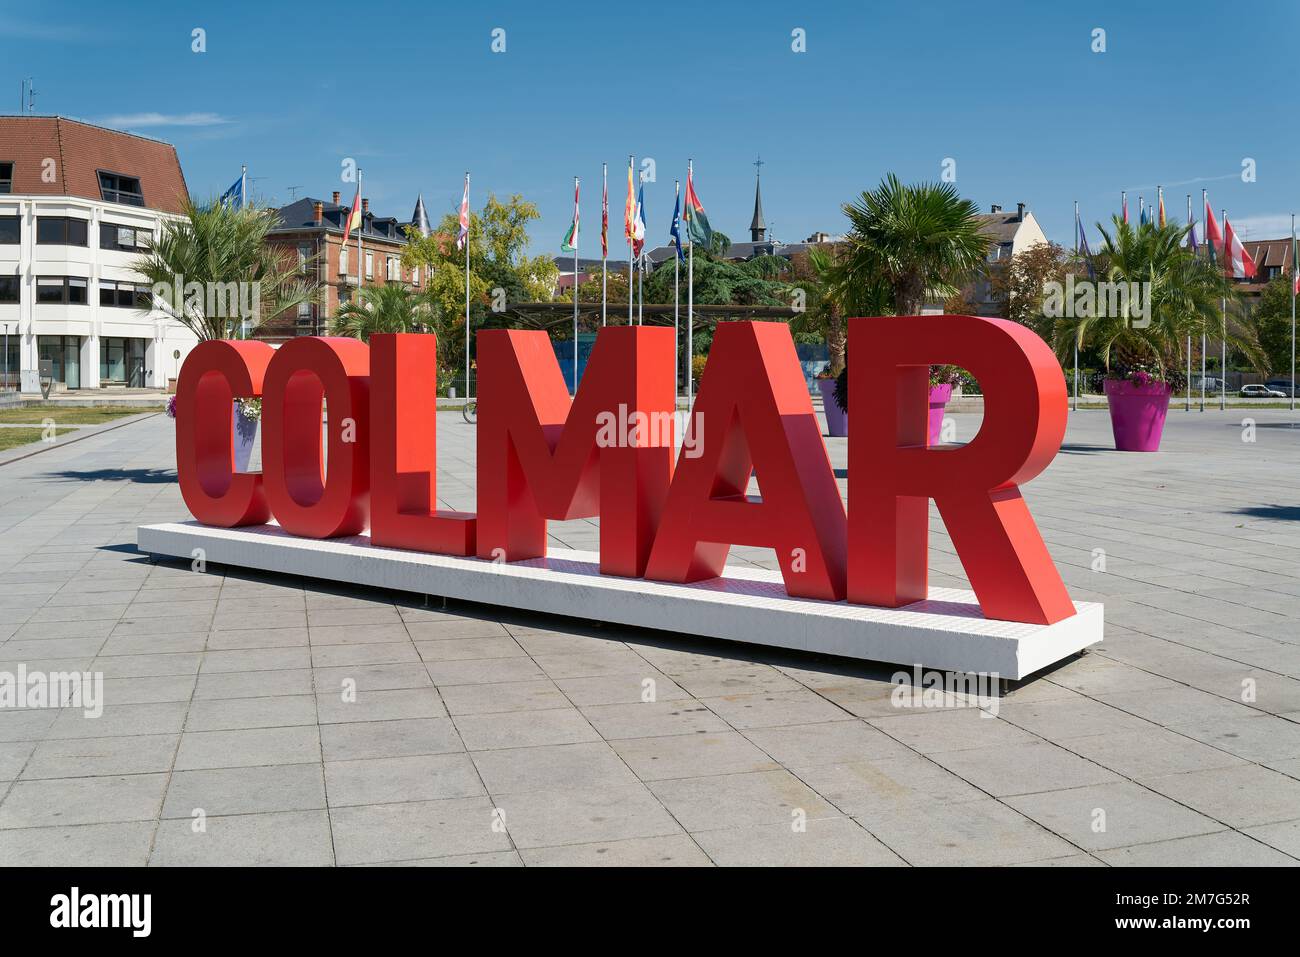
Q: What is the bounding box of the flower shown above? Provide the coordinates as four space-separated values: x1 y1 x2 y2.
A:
165 395 178 419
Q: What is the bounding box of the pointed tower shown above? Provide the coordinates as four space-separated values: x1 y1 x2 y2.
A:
749 156 766 243
410 194 432 238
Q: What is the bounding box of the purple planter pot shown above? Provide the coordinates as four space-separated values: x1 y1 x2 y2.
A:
928 383 953 446
1104 379 1172 452
818 378 847 437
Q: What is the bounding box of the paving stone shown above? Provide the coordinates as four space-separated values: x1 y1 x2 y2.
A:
324 753 484 806
471 741 639 794
701 690 849 729
611 731 780 782
692 817 906 866
519 834 712 866
580 700 729 740
852 797 1077 866
1004 781 1225 851
23 733 178 779
1094 830 1299 866
150 810 334 866
454 707 600 751
319 717 464 762
649 769 840 831
0 822 155 866
928 741 1124 797
0 773 168 828
330 797 512 865
162 763 327 817
174 726 321 770
1142 764 1300 828
494 784 683 849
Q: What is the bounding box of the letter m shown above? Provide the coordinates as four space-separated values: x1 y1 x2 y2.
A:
475 326 675 577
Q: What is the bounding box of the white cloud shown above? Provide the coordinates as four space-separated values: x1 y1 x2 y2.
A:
1233 215 1295 240
97 112 233 129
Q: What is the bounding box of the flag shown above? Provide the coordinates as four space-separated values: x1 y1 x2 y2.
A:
1140 201 1149 226
456 175 470 250
1076 208 1095 280
411 194 432 238
1188 218 1199 252
1158 189 1166 227
601 173 608 259
561 179 580 253
1122 193 1128 224
1204 200 1223 260
341 185 362 248
1223 216 1257 279
219 174 244 209
632 182 646 258
669 187 684 261
1293 230 1299 295
683 168 712 249
624 161 635 241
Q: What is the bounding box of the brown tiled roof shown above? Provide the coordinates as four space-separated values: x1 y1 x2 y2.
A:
0 115 188 214
1243 238 1291 271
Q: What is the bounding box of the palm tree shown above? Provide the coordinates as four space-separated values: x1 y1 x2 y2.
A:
1053 217 1263 379
786 244 891 376
330 283 438 341
840 174 989 315
135 199 317 340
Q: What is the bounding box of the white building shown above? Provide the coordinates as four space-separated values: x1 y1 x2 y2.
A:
0 116 197 393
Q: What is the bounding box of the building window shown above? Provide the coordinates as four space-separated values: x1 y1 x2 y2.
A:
99 280 151 309
99 223 150 252
298 244 311 274
36 277 89 305
0 216 18 244
36 217 89 246
365 252 373 279
339 246 349 277
0 276 18 303
0 162 12 194
411 265 419 286
98 171 145 207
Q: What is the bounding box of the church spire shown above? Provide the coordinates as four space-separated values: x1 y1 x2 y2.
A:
749 155 766 243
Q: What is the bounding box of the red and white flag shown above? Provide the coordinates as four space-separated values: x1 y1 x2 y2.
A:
1223 216 1257 279
1203 198 1223 253
456 174 470 251
601 170 608 259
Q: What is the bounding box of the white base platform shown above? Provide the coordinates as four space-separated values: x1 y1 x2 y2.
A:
137 522 1103 680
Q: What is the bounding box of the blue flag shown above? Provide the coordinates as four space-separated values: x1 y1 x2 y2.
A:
219 174 245 209
669 189 684 261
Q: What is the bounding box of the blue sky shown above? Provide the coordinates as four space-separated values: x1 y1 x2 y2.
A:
3 0 1297 250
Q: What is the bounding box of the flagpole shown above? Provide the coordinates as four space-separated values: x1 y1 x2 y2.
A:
676 178 686 403
241 165 247 207
1221 208 1227 412
1121 190 1127 223
1186 193 1192 412
601 163 608 328
1072 200 1079 412
628 155 634 326
464 171 470 404
687 158 695 408
572 175 579 397
1201 189 1208 412
1292 212 1296 412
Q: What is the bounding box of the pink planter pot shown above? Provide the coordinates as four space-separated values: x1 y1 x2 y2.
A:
818 378 847 437
928 384 953 446
1104 379 1172 452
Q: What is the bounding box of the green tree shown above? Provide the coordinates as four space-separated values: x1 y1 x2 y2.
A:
400 193 559 373
989 241 1080 340
1248 274 1298 376
1053 218 1264 379
135 198 316 340
784 245 891 375
840 174 989 314
330 283 437 341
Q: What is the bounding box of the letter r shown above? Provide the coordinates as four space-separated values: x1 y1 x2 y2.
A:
847 315 1075 624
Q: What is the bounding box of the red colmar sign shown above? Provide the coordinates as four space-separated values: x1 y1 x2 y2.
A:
175 316 1075 626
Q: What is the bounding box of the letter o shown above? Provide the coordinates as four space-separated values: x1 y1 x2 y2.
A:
175 339 275 526
262 337 370 538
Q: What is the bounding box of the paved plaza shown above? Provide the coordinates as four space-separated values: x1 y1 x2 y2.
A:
0 407 1298 866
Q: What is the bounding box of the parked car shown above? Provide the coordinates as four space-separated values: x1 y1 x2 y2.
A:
1239 384 1287 398
1265 378 1296 395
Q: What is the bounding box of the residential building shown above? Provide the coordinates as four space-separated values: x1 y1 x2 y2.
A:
967 202 1048 316
261 193 421 340
0 115 196 392
1237 238 1293 300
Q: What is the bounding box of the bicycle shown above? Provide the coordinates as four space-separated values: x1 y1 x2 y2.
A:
462 399 477 425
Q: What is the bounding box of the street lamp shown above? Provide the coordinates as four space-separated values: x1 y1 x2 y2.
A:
2 322 9 394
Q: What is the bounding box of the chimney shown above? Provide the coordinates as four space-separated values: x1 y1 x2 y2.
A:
332 191 340 205
313 201 324 225
1017 202 1026 222
990 204 1002 214
362 198 370 214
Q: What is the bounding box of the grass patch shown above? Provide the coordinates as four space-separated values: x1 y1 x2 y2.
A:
0 426 79 451
0 405 152 425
